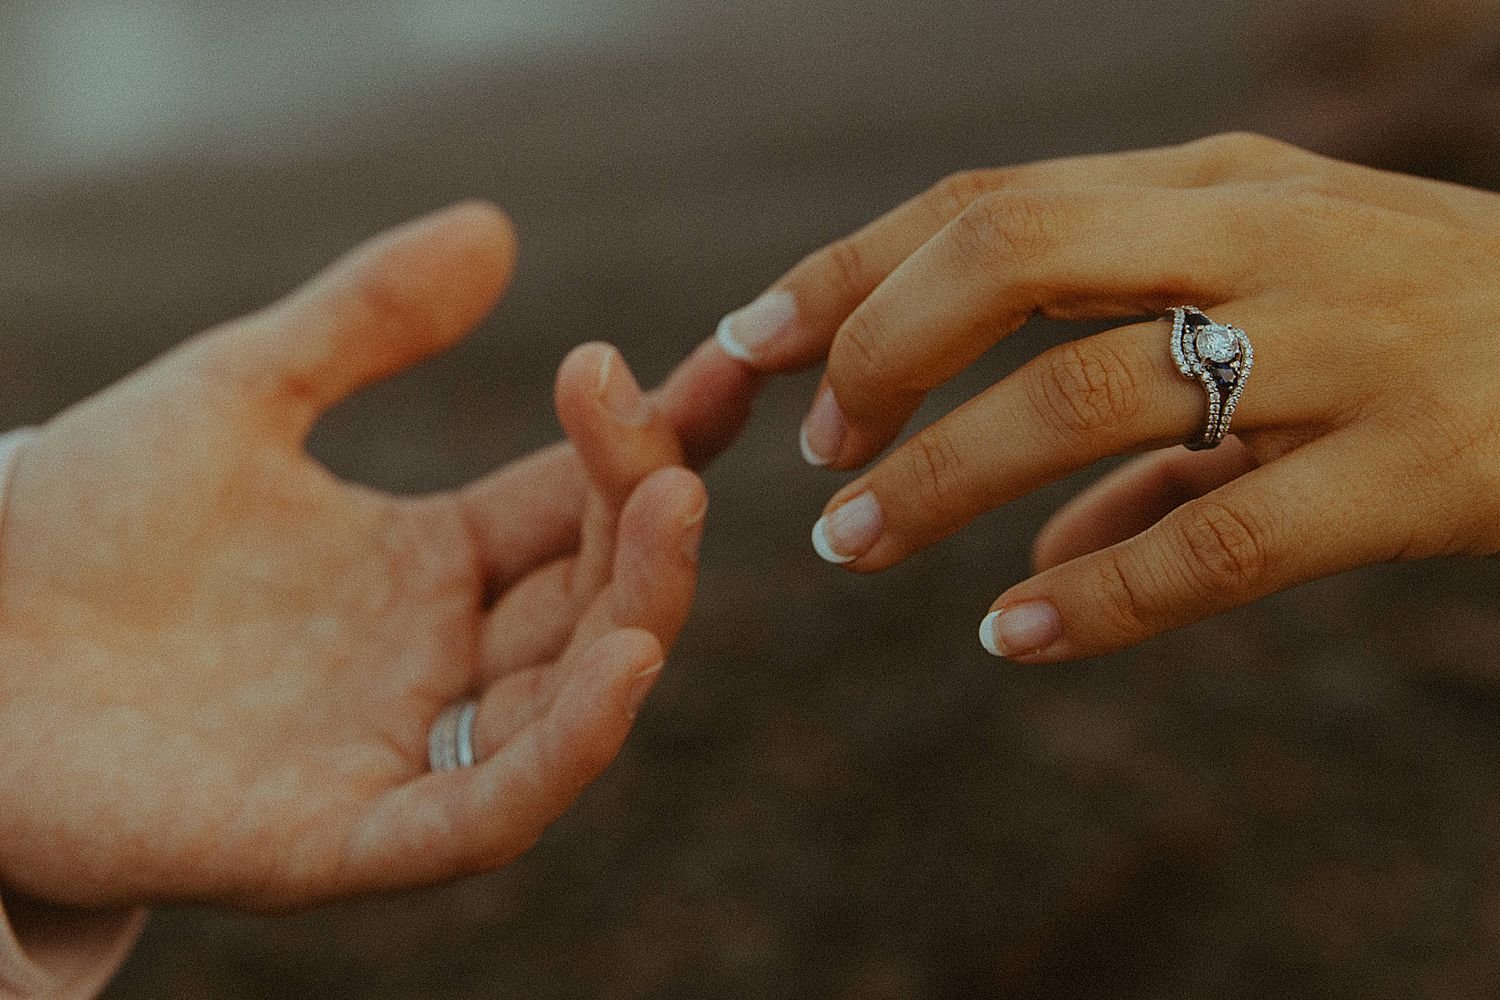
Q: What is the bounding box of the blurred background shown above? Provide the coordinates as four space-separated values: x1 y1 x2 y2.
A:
3 0 1500 997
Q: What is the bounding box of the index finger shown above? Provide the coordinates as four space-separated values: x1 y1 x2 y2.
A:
455 337 760 585
713 134 1318 373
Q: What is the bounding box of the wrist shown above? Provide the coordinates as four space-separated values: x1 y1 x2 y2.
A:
0 429 49 899
0 430 148 995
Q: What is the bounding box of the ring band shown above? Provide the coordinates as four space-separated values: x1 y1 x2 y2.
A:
428 698 479 772
1167 306 1253 451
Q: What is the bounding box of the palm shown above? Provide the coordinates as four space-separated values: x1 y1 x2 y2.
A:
0 204 754 911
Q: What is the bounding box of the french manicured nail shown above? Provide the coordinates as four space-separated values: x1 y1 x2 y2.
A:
716 290 797 361
800 387 846 466
626 662 665 719
811 491 883 564
979 602 1063 658
680 502 708 563
597 349 650 426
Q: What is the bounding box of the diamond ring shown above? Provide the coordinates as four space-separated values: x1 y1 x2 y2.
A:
427 698 478 772
1167 306 1253 451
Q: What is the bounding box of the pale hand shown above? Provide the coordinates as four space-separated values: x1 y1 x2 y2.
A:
0 203 758 911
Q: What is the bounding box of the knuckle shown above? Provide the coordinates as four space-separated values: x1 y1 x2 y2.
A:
1091 552 1161 640
829 307 890 389
1274 172 1343 202
931 168 1003 218
900 425 970 511
1167 500 1268 598
1349 285 1435 351
819 236 870 296
1380 394 1499 513
1027 341 1143 438
1208 130 1285 156
1183 131 1300 183
951 191 1057 267
1263 178 1377 240
177 322 316 419
1276 177 1345 216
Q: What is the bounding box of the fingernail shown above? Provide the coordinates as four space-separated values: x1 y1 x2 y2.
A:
800 387 846 466
680 502 708 563
626 662 664 719
715 290 797 362
597 349 650 426
811 491 883 564
979 602 1063 658
798 423 824 467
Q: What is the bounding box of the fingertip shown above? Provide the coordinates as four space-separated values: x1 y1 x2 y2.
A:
556 342 659 444
798 422 829 467
638 466 709 564
573 627 666 728
581 625 665 681
811 516 853 564
615 465 707 565
614 628 666 710
544 627 665 796
713 289 799 368
442 199 518 264
340 200 519 332
610 468 705 645
624 466 708 532
409 199 519 310
445 198 515 235
660 338 766 468
810 489 883 568
246 200 523 428
555 342 613 414
799 386 913 472
714 315 755 362
978 610 1003 657
799 384 846 468
976 599 1064 661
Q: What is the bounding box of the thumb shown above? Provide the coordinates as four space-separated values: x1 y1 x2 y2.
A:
209 200 517 437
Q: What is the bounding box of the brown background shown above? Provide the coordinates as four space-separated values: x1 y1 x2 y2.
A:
3 1 1500 996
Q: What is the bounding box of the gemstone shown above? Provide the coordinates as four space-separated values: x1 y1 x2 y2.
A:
1195 324 1238 364
1210 363 1237 390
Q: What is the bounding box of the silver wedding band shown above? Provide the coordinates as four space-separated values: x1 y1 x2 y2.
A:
428 698 478 772
1167 306 1254 450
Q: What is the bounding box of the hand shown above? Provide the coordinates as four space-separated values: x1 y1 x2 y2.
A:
0 202 759 911
714 133 1500 662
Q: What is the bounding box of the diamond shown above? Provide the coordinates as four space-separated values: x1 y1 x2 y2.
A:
1195 324 1238 364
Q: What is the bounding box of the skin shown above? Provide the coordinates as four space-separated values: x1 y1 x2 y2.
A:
716 132 1500 663
0 202 761 912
